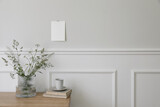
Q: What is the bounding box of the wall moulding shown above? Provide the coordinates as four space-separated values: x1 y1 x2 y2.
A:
49 69 117 107
131 69 160 107
1 49 160 55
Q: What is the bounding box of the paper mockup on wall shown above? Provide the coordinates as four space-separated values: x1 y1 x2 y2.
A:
51 21 65 41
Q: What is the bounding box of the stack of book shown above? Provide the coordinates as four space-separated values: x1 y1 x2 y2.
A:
43 89 72 98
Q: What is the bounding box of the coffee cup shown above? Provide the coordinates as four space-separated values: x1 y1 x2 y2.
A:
55 78 63 90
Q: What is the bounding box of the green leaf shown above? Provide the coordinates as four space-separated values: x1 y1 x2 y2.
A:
42 54 48 57
35 44 40 47
2 57 8 63
41 48 44 53
38 71 43 74
10 73 15 79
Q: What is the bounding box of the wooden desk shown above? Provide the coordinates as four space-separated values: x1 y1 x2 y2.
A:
0 92 71 107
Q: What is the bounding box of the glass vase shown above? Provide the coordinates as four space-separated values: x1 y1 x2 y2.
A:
16 76 36 97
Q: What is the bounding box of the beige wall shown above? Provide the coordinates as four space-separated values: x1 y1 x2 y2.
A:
0 0 160 49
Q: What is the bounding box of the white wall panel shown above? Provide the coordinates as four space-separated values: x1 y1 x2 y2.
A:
49 70 116 107
131 70 160 107
0 72 17 92
1 50 160 107
136 73 160 107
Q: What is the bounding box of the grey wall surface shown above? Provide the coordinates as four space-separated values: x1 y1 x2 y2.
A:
0 0 160 49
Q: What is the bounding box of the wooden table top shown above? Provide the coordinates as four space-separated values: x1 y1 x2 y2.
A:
0 92 71 107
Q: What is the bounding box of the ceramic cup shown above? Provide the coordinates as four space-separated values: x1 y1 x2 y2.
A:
55 78 63 90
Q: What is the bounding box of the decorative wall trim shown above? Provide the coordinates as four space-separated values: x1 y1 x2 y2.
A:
1 49 160 55
49 69 117 107
131 70 160 107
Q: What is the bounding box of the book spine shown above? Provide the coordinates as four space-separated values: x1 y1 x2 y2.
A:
46 90 72 96
43 94 68 98
46 92 67 96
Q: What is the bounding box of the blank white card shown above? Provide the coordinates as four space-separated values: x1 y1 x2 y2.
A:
51 21 65 41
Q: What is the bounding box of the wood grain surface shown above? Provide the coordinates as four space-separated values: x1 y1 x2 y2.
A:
0 92 70 107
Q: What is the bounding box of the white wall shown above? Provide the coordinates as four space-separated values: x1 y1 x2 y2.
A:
0 0 160 48
0 0 160 107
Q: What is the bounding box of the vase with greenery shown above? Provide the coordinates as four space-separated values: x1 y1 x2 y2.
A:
2 40 53 97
